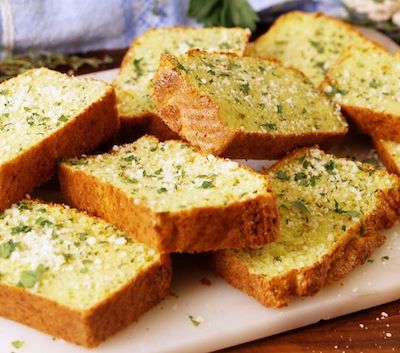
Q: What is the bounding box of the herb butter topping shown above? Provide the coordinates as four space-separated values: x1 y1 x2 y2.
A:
323 48 400 116
0 200 159 309
249 12 376 85
0 68 109 164
114 27 249 118
229 148 396 277
171 52 346 134
64 136 269 213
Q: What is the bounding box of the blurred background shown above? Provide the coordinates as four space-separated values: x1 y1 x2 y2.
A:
1 0 400 80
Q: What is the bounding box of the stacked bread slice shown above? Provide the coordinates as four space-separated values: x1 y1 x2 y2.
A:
113 27 250 141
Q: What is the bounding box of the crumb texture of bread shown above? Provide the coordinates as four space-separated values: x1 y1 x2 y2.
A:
0 200 171 347
0 68 119 211
113 27 250 140
248 11 378 85
58 135 279 253
154 51 347 159
375 139 400 175
212 148 400 308
322 48 400 143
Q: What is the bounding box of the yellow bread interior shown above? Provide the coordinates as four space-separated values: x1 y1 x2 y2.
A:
322 48 400 117
248 12 376 85
164 51 347 134
114 27 250 119
62 136 271 213
0 200 161 310
0 68 111 165
227 148 396 277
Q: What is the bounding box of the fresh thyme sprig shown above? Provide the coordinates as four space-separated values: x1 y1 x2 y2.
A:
0 51 113 82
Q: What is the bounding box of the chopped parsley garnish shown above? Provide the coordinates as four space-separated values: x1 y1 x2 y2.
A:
381 255 389 261
11 340 25 349
292 200 309 212
18 264 45 289
227 62 240 70
275 170 290 181
0 240 17 259
324 160 336 175
239 83 250 95
157 187 168 193
276 104 283 114
201 181 214 189
294 172 307 181
369 79 379 89
35 217 53 227
188 315 201 326
333 200 360 218
260 123 276 131
309 40 324 53
11 225 32 234
58 114 68 122
123 154 137 162
133 58 144 78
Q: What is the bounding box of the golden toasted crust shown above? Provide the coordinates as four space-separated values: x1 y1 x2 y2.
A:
0 84 119 211
154 53 347 160
58 153 279 254
0 255 171 347
211 148 400 308
374 139 400 175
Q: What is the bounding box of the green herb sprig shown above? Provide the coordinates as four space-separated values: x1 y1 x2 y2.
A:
188 0 259 31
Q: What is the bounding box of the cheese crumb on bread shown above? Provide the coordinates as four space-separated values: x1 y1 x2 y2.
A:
212 148 400 307
59 136 279 253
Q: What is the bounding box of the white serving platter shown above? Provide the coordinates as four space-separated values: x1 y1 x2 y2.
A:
0 28 399 353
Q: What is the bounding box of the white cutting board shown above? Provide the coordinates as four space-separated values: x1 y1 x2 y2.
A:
1 29 400 353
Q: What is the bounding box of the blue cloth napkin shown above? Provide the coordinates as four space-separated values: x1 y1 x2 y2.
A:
0 0 343 57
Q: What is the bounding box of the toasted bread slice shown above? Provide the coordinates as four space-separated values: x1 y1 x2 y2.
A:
0 199 171 347
212 148 400 308
113 27 250 141
322 47 400 143
58 136 279 253
154 51 348 159
375 139 400 175
0 68 118 211
247 11 379 85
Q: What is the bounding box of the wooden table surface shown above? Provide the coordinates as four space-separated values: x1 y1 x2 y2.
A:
75 48 400 353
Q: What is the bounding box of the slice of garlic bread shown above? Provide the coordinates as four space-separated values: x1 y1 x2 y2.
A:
322 47 400 143
113 27 250 141
154 50 348 159
212 148 400 307
0 199 171 347
247 11 379 85
0 68 118 211
58 136 279 253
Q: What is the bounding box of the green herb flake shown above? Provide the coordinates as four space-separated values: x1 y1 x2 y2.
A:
11 225 32 234
292 200 309 212
11 340 25 349
309 40 325 53
201 181 214 189
239 83 250 95
35 217 53 227
294 172 307 181
18 264 45 289
367 259 374 263
260 123 276 131
381 255 389 261
188 315 201 327
0 240 17 259
157 187 168 193
133 58 144 78
369 79 379 89
324 160 336 175
58 114 68 123
275 170 290 181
